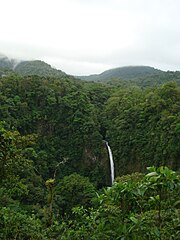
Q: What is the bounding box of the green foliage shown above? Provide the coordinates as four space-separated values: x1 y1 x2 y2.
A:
104 71 180 88
0 124 179 239
104 83 180 175
0 122 32 185
0 123 45 215
14 60 66 77
0 74 103 184
55 173 96 217
78 66 162 82
0 55 66 78
60 166 179 239
115 172 144 183
79 66 180 88
0 207 45 240
44 178 56 227
0 59 180 239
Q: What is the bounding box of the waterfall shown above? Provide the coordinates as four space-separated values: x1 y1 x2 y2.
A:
105 141 115 185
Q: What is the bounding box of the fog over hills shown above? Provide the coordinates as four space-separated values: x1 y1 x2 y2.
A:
1 54 180 88
0 54 66 77
0 54 163 79
0 54 21 70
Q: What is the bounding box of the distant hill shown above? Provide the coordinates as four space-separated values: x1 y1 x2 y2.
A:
77 66 164 81
15 60 66 77
0 55 16 76
1 55 179 87
103 71 180 88
0 54 18 69
0 54 66 77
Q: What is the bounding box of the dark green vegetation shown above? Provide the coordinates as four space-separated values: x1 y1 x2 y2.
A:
0 55 17 69
105 83 180 174
0 55 65 78
0 57 180 239
78 66 180 88
78 66 163 81
15 61 66 77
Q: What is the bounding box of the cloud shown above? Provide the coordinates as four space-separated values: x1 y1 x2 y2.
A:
0 0 180 74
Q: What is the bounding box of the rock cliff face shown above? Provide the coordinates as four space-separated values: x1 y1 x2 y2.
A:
81 142 111 187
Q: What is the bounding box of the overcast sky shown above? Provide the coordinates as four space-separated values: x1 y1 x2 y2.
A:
1 0 180 75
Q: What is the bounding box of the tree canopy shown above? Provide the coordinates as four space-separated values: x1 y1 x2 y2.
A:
0 65 179 239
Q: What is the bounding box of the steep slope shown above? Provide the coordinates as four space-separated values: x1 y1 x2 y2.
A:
78 66 163 81
0 54 66 77
0 55 17 76
0 74 111 186
14 60 66 77
0 54 14 69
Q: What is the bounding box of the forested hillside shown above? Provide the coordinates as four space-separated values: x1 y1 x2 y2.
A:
0 61 180 239
0 55 65 78
78 66 163 81
15 60 66 77
78 66 180 88
103 71 180 88
0 54 16 69
104 83 180 174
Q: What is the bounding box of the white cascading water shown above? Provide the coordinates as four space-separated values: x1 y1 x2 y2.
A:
105 141 115 185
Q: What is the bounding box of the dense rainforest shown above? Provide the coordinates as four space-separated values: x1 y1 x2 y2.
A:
0 58 180 239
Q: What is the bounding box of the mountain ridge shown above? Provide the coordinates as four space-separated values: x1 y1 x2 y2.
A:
1 54 180 88
77 66 164 82
0 54 66 77
0 54 164 80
